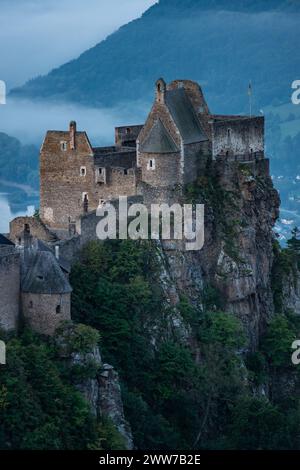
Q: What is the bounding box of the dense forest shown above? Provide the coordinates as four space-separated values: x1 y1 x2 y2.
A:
2 236 299 450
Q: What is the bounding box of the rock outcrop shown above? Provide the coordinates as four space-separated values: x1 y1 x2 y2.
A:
55 324 134 449
74 348 133 450
157 157 280 350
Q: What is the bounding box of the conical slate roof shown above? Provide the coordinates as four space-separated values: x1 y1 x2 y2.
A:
140 119 179 154
22 251 72 294
36 239 70 273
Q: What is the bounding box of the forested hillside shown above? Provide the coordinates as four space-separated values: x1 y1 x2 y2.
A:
11 0 300 115
0 133 38 187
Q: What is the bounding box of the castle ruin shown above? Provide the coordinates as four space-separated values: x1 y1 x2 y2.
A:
0 78 267 336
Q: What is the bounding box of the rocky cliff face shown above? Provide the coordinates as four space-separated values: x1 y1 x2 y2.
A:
282 272 300 314
74 349 133 450
64 157 298 449
157 157 280 350
55 324 134 449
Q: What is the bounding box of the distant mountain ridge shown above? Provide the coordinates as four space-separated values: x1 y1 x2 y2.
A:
10 0 300 114
156 0 300 12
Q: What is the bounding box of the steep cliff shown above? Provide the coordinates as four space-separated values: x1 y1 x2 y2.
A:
157 157 280 350
70 162 300 450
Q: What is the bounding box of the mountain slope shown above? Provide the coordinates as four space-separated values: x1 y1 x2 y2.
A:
11 0 300 114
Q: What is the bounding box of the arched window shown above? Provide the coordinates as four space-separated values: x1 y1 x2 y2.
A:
56 305 61 314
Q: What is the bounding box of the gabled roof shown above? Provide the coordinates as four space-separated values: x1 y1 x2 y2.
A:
165 88 207 144
0 234 14 246
41 130 93 155
22 251 72 295
140 119 179 154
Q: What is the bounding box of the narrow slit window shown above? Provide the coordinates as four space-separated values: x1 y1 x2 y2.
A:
148 159 155 170
61 141 67 151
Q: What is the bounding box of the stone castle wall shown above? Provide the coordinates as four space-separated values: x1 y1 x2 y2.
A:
138 151 181 188
10 216 56 244
22 292 71 336
40 131 96 229
94 167 137 203
183 141 211 185
0 248 20 331
212 117 264 159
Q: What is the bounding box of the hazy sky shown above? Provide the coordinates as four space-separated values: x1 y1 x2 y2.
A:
0 0 157 89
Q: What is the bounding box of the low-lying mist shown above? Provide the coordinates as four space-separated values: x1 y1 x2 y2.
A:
0 97 149 146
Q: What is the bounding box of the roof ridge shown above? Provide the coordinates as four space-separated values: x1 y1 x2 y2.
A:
165 87 208 144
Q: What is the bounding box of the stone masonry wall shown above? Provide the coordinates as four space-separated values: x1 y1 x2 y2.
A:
94 168 137 203
183 141 211 185
10 216 57 244
212 117 264 159
40 131 96 229
22 292 71 336
138 151 181 188
0 248 20 331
